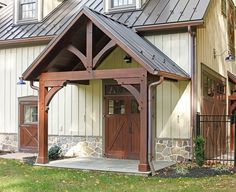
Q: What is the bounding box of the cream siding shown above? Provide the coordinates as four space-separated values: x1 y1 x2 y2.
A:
145 32 191 139
196 0 236 112
0 45 104 137
98 47 140 70
43 0 63 18
0 45 45 133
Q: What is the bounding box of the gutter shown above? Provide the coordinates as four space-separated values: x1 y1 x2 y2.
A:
30 81 39 91
134 20 204 32
188 26 197 160
148 76 164 176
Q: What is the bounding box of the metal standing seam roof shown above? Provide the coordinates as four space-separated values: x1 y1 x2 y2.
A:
23 6 190 80
0 0 210 41
86 7 190 78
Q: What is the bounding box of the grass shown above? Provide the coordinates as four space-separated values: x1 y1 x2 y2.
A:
0 159 236 192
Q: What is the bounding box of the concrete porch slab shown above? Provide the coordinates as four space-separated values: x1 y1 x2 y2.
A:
36 157 175 176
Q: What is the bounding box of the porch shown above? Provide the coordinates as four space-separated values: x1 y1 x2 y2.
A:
36 157 175 176
22 6 190 172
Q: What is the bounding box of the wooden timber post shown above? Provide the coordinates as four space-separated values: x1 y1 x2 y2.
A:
138 72 150 172
37 79 49 164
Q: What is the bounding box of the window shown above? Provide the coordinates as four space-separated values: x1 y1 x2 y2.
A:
19 0 37 20
112 0 135 8
221 0 227 17
24 105 38 124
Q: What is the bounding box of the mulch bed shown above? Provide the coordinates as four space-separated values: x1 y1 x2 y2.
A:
156 164 236 178
0 150 13 155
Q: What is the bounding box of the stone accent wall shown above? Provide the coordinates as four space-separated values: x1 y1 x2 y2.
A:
155 138 192 162
0 133 103 158
0 133 18 151
48 136 103 158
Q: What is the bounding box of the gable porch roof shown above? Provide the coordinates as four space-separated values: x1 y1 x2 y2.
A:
22 6 189 81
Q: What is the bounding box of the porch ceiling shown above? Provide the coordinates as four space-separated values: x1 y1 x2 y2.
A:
22 6 190 81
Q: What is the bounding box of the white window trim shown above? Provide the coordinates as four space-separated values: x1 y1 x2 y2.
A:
14 0 43 25
104 0 146 14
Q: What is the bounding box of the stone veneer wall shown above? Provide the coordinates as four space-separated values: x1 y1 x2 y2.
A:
155 138 192 162
48 136 103 158
0 133 18 151
0 133 103 158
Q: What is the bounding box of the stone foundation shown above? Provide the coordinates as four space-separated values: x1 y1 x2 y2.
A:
0 133 103 158
48 136 103 158
0 133 18 152
155 138 192 162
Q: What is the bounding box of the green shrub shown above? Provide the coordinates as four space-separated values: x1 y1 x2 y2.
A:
48 145 62 160
174 163 189 175
194 136 205 166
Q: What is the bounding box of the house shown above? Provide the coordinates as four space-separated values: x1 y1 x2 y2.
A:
0 0 235 172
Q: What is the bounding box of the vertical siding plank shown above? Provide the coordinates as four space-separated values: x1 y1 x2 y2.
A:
78 85 86 136
64 86 72 135
71 85 79 135
58 87 65 135
156 84 163 138
5 49 11 133
162 81 171 138
0 49 5 132
85 83 93 136
170 81 180 138
92 80 100 136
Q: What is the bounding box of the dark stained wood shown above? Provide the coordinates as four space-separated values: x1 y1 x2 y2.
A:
19 101 38 152
45 86 63 109
105 96 140 160
36 79 49 164
86 20 93 69
201 65 227 159
67 44 87 68
138 71 150 172
93 40 116 68
41 68 146 81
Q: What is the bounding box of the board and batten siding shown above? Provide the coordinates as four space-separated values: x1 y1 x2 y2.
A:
0 45 103 137
43 0 63 18
0 45 45 134
145 32 191 139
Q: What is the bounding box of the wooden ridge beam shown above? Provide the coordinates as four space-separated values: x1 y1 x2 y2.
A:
41 68 146 81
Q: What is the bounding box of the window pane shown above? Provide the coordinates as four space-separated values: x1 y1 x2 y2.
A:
24 105 38 123
108 99 125 115
112 0 134 7
131 99 139 114
20 0 36 20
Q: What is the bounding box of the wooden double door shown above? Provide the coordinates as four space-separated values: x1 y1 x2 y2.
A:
105 96 140 160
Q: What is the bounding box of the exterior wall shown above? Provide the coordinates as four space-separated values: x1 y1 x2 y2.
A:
43 0 63 18
98 47 140 70
145 32 191 74
196 0 236 113
145 32 191 140
49 80 103 137
0 45 45 134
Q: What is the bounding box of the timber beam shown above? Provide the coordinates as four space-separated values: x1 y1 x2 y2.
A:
41 68 146 81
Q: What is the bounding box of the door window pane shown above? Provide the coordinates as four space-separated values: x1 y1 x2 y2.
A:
108 99 125 115
131 99 139 114
24 105 38 123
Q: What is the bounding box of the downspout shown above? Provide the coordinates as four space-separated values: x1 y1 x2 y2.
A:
30 81 39 91
148 76 164 176
188 26 197 160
